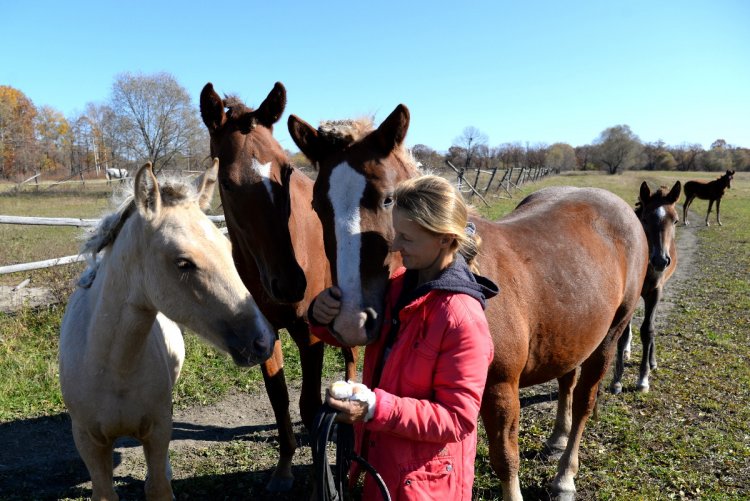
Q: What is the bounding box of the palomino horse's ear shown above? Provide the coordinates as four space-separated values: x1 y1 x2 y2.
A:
200 83 226 132
639 181 651 204
134 162 161 219
371 104 410 155
255 82 287 128
288 114 324 168
196 158 219 212
666 181 681 204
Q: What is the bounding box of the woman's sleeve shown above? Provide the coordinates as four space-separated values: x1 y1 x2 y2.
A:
365 297 494 443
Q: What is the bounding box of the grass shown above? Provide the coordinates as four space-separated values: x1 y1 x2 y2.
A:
0 170 748 499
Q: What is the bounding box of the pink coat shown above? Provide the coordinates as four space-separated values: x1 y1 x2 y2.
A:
313 267 494 500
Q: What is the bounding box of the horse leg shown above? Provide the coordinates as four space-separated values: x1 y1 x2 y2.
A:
545 368 579 457
480 381 522 501
637 288 661 392
141 420 174 501
682 195 694 225
289 322 324 431
550 319 628 501
611 320 632 394
261 337 296 492
343 345 358 381
716 198 723 226
71 424 118 501
705 199 714 226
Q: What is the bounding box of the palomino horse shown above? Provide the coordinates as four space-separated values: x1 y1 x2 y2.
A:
199 82 356 490
612 181 680 394
59 161 275 501
683 169 735 226
288 105 648 500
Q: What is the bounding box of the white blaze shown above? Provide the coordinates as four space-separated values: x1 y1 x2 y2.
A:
251 158 274 202
328 163 366 316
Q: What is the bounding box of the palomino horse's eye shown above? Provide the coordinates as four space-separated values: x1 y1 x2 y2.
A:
175 258 196 271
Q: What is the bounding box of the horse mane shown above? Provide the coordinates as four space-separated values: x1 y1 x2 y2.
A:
635 185 672 219
223 95 254 120
77 175 200 288
318 117 374 145
317 116 421 173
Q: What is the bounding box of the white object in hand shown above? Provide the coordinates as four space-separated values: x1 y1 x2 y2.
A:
329 380 377 421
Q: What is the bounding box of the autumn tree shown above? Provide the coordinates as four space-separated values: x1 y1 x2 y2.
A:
670 143 703 171
0 86 39 178
110 72 205 171
35 105 69 172
546 143 576 172
593 124 642 174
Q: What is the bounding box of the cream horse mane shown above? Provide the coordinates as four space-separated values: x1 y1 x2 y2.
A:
77 174 205 289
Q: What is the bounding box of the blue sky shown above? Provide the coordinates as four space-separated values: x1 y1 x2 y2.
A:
2 1 748 152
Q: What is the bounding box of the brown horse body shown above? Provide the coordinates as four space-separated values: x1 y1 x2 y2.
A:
612 181 680 394
289 105 649 500
200 83 355 491
683 169 734 225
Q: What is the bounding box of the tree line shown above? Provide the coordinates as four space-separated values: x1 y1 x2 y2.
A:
1 73 748 181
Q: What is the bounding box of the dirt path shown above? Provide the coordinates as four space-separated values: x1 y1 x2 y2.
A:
0 218 701 500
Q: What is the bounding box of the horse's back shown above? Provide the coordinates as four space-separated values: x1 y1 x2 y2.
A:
477 186 648 386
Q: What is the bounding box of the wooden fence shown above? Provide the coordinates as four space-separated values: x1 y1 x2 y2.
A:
445 161 553 203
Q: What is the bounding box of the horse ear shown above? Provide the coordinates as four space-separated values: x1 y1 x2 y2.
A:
255 82 286 127
200 82 226 132
196 158 219 212
371 104 410 154
288 114 324 168
666 181 681 204
134 162 161 218
639 181 651 204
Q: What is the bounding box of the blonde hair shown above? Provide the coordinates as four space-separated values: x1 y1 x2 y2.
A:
393 174 481 272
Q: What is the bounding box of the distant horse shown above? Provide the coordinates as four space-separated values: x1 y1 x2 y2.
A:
105 167 128 185
59 161 275 501
289 105 648 500
200 82 356 491
612 181 680 394
683 169 735 226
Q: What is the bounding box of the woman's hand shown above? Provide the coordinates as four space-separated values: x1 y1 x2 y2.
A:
312 286 342 324
326 390 370 424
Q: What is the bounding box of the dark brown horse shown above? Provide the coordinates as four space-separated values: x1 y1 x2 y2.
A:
288 105 648 500
200 82 356 491
683 169 734 226
612 181 680 394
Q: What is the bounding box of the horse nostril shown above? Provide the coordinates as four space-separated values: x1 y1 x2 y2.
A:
665 256 671 267
253 335 271 359
364 307 378 330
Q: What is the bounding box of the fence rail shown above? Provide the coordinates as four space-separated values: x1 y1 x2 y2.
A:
0 215 226 275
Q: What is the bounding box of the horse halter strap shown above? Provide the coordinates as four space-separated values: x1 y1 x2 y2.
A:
311 403 391 501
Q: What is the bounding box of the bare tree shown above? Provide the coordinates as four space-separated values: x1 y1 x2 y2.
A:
593 124 642 174
110 72 204 171
452 126 489 172
670 143 703 171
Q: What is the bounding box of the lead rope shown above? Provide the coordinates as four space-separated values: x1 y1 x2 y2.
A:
311 403 391 501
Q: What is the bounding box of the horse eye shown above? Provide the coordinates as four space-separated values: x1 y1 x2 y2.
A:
175 258 196 271
383 195 394 209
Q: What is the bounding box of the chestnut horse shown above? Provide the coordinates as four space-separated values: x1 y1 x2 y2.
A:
612 181 680 394
288 105 648 500
683 169 734 226
200 82 356 491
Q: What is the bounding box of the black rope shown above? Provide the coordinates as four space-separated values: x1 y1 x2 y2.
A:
311 403 391 501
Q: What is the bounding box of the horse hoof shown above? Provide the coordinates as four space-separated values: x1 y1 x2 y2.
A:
266 476 294 492
610 382 623 395
552 491 576 501
636 383 650 393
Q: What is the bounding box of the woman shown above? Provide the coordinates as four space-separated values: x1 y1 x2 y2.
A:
309 174 498 500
